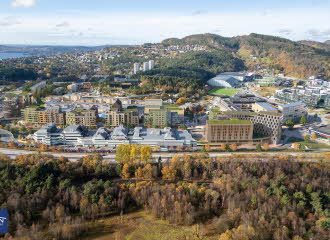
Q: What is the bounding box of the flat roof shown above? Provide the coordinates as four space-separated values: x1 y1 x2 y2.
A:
279 102 305 108
255 102 277 111
207 119 252 125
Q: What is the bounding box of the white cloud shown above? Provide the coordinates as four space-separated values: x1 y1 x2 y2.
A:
11 0 36 8
0 7 329 45
0 16 21 26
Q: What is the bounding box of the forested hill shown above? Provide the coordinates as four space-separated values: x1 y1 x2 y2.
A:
161 33 330 79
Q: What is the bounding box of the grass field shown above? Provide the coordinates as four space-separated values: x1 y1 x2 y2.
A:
82 211 219 240
208 88 240 96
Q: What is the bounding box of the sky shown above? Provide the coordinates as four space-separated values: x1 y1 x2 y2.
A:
0 0 329 45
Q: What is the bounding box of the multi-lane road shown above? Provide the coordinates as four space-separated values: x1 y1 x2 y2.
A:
0 148 328 163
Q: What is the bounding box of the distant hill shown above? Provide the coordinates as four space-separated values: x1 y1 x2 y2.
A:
299 40 330 52
161 33 330 79
0 45 109 56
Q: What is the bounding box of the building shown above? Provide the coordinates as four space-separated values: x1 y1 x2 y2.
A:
2 93 36 118
30 81 47 93
275 86 330 109
133 63 140 74
149 60 155 70
21 106 65 126
106 109 139 127
206 119 253 143
252 102 278 113
224 111 282 144
34 124 63 145
65 106 98 128
207 74 241 88
34 125 197 148
146 109 171 128
143 62 149 71
278 102 307 123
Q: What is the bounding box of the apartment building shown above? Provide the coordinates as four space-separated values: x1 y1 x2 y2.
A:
21 107 65 126
206 119 253 143
106 109 139 127
146 109 171 128
278 102 307 123
65 106 98 128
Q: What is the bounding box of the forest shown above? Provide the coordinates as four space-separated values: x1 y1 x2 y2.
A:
0 150 329 240
138 51 245 91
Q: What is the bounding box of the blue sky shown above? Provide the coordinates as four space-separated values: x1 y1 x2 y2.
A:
0 0 329 45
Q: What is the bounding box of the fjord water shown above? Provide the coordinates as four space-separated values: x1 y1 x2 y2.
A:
0 52 32 59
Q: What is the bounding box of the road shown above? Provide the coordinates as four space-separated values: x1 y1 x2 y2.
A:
0 148 328 163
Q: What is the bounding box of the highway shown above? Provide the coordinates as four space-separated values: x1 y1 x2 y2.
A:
0 148 328 163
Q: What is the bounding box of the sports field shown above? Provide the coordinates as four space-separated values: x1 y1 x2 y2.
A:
208 88 240 96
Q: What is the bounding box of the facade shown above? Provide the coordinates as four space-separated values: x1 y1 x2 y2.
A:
149 60 155 70
30 81 47 93
224 111 282 144
106 109 139 127
276 87 330 109
21 107 65 126
278 102 307 123
143 62 149 71
34 125 197 148
34 124 63 145
133 63 140 74
146 109 171 128
206 119 253 143
65 106 98 128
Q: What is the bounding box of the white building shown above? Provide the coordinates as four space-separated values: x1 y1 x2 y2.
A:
207 75 241 88
149 60 155 70
34 124 196 148
133 63 140 74
30 81 47 93
278 102 307 123
143 62 149 71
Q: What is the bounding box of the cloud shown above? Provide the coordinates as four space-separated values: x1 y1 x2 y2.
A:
191 10 208 16
278 29 293 36
0 16 21 26
11 0 36 8
306 29 330 38
56 21 70 28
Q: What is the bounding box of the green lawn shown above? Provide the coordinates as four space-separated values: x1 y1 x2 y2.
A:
208 88 240 96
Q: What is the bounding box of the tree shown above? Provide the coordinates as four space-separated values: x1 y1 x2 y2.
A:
300 115 307 125
311 133 317 141
122 164 131 179
292 142 300 151
142 164 153 179
161 166 176 181
262 143 269 151
256 144 262 152
135 167 143 179
285 120 294 130
304 135 310 143
220 143 226 151
205 144 211 152
230 144 237 152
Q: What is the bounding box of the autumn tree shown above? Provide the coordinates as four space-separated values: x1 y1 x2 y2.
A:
230 143 237 152
122 163 131 179
161 166 176 181
311 133 317 141
262 143 269 151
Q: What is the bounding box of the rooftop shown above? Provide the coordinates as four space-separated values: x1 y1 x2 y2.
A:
207 119 252 125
